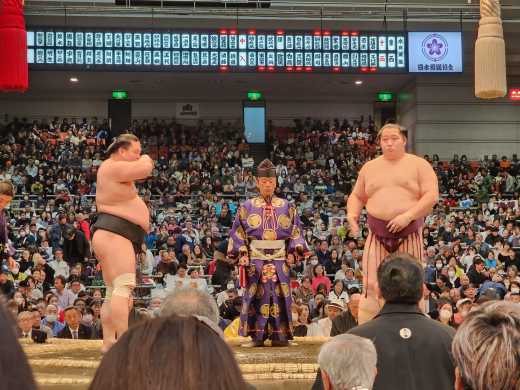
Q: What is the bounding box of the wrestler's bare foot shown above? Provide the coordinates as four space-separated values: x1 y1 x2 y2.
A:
241 340 265 348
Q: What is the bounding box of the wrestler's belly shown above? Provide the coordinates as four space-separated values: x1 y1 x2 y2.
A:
365 188 419 221
97 197 150 232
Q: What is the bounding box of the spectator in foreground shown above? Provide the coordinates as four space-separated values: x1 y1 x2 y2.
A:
349 253 455 390
160 287 219 326
0 302 37 390
89 315 249 390
452 301 520 390
318 334 377 390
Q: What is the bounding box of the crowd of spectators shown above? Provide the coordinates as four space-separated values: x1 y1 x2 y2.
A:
0 115 519 345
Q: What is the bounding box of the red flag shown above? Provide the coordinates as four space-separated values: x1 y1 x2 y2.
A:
0 0 28 92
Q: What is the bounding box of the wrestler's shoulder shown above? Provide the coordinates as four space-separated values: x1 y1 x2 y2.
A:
97 159 112 170
361 156 384 169
405 153 433 167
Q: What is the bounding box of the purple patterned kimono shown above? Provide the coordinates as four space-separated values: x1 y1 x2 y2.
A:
227 195 308 342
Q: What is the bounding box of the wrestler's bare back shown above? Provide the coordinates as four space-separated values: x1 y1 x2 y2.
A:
96 159 151 232
360 153 430 221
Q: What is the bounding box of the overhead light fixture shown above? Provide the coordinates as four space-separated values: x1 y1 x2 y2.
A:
69 77 79 83
355 80 363 85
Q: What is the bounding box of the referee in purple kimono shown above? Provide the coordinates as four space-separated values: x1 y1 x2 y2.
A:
227 159 309 347
0 181 15 269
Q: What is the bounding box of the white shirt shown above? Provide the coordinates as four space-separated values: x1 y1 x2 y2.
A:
307 318 333 337
49 259 70 279
26 165 38 178
69 327 80 339
242 157 254 168
141 250 155 275
164 274 189 292
186 277 208 292
216 290 231 307
30 288 43 301
52 288 76 310
328 290 350 304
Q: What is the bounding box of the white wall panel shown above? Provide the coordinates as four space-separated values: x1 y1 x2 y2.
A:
411 80 520 159
414 123 519 141
0 98 372 125
417 103 520 123
0 98 107 119
416 142 519 159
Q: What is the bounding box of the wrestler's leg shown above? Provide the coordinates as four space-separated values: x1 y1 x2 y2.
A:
358 229 425 324
358 232 388 324
92 231 116 351
93 230 135 351
100 285 115 350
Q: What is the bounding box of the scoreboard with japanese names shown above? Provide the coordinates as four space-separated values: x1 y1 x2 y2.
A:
27 29 408 73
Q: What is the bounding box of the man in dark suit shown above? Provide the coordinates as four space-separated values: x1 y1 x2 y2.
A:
348 254 455 390
316 240 332 266
58 306 91 340
331 292 360 336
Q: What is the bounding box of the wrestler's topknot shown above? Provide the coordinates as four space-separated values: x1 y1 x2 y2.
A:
105 133 140 156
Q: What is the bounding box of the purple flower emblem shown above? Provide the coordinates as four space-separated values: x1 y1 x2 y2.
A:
427 39 444 56
421 34 449 62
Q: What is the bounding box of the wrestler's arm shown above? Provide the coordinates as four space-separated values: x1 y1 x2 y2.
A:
346 166 368 233
103 155 154 182
405 158 439 220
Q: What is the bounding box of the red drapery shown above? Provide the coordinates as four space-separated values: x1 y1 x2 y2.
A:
0 0 28 92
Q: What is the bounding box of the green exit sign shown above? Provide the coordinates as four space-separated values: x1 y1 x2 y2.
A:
247 91 263 101
377 92 394 102
112 90 129 100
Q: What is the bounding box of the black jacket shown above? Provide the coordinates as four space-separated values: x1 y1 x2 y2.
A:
63 231 91 265
57 324 92 340
0 280 15 298
349 303 455 390
466 265 489 286
331 310 358 336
